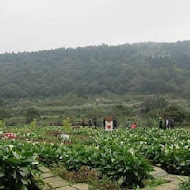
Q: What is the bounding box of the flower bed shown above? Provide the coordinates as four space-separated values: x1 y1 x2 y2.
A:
1 126 190 188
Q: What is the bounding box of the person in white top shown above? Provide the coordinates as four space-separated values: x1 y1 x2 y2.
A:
166 118 169 129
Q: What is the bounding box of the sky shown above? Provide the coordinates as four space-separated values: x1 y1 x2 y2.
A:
0 0 190 53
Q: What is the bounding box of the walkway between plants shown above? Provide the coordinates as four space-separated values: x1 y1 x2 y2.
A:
142 166 188 190
39 166 89 190
39 166 188 190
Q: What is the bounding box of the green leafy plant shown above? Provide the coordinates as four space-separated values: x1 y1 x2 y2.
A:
0 145 43 190
1 126 190 189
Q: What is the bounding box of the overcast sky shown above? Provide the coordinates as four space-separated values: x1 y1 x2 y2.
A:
0 0 190 53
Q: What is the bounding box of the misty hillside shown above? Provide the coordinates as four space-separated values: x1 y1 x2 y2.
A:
0 41 190 98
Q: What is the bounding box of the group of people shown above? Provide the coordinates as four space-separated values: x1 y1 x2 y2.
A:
81 116 174 130
82 118 98 129
128 117 175 130
81 117 138 129
82 118 118 129
84 117 137 129
158 117 175 129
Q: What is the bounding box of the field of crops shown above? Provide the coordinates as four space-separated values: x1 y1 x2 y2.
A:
0 126 190 189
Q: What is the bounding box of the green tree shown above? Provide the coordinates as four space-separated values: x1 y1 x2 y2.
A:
62 117 72 134
0 120 5 129
0 99 4 106
164 104 190 123
25 107 40 124
30 119 37 130
0 108 11 120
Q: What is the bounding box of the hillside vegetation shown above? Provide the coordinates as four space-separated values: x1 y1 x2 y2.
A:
0 41 190 98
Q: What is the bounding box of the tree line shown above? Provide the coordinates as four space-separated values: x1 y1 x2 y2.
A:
0 41 190 98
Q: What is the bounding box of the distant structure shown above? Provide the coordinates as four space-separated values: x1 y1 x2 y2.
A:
152 52 171 58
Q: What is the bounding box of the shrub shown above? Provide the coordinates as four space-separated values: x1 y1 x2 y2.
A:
50 163 67 179
30 119 37 130
89 176 121 190
50 164 99 183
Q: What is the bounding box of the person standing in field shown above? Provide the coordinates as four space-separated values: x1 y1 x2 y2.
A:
82 118 85 128
94 118 97 129
158 117 163 129
169 118 174 129
127 119 131 129
88 119 92 128
130 122 137 129
103 118 106 128
166 118 169 129
113 119 117 129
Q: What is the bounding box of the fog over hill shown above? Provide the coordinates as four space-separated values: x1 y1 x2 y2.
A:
0 41 190 98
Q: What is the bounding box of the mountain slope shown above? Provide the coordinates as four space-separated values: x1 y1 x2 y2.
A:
0 41 190 98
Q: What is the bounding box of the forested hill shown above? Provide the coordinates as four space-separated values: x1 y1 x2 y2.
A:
0 41 190 98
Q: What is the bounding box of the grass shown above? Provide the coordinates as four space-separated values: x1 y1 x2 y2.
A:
178 178 190 190
133 178 170 190
145 178 170 188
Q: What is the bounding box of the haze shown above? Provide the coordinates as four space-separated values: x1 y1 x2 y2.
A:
0 0 190 53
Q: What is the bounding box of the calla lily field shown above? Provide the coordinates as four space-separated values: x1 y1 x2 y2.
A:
0 126 190 189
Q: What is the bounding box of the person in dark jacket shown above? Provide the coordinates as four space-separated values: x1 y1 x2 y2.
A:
88 119 92 128
82 118 85 128
94 118 97 129
113 119 117 129
127 119 131 129
169 118 174 129
158 117 163 129
103 118 106 128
